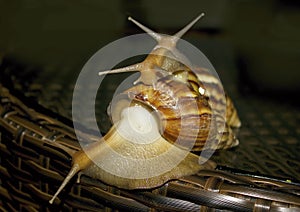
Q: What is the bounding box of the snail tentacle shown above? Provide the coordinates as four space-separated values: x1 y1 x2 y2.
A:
128 16 162 42
98 63 142 76
49 164 80 204
173 13 205 43
99 14 207 84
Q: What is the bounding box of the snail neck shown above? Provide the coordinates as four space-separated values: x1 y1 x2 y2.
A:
136 47 173 85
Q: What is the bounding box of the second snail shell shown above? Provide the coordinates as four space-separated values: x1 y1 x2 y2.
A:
49 13 241 204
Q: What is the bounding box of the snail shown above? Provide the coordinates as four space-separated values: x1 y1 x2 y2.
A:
49 13 241 204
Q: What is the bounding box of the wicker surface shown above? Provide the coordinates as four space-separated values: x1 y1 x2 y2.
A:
1 57 300 211
2 57 300 179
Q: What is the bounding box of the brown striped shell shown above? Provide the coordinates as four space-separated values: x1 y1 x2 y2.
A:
109 61 240 152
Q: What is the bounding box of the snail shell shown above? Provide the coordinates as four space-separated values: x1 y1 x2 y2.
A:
49 13 240 204
110 68 240 151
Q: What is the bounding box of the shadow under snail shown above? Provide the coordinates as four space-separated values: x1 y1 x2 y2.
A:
49 13 241 204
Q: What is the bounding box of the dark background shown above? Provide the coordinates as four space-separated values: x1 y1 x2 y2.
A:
1 0 300 101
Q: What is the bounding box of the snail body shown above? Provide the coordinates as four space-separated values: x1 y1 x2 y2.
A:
49 14 240 204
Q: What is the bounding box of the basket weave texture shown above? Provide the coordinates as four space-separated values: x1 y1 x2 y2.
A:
0 58 300 211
